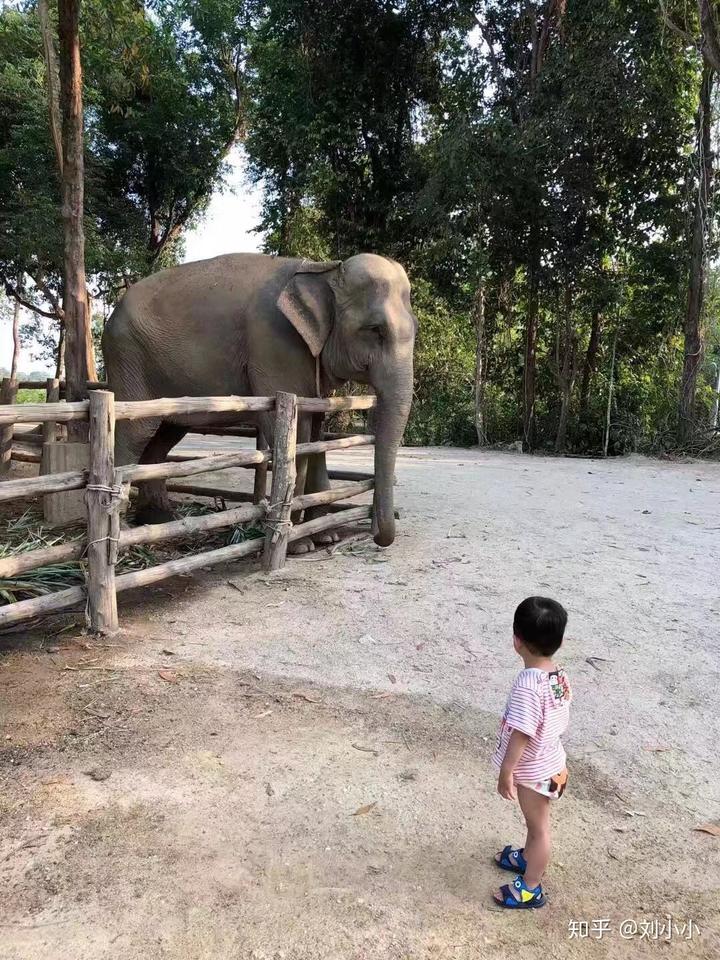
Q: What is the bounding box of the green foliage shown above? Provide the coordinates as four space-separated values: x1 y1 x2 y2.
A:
404 279 476 446
0 0 251 317
244 0 711 452
17 388 45 403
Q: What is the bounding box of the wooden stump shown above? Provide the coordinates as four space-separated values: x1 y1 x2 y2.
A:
41 442 90 525
43 378 61 444
0 378 18 475
263 392 297 572
85 390 118 634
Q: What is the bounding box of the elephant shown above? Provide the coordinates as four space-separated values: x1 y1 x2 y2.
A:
102 252 416 550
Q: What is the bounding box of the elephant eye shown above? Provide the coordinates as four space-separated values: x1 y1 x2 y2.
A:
367 324 384 339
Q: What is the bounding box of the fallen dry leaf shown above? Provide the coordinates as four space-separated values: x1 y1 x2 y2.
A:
643 744 672 752
387 673 397 684
158 670 179 683
351 743 379 757
370 692 393 700
693 822 720 837
352 802 377 817
291 691 322 704
253 710 273 719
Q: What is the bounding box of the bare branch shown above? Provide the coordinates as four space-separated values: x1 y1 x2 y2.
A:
3 279 62 320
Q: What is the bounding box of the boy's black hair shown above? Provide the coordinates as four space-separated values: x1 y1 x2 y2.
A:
513 596 567 656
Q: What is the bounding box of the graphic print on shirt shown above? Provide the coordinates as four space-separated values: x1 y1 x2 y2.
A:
548 668 571 705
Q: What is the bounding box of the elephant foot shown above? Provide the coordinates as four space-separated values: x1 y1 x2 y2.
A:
288 537 316 556
312 530 340 546
134 504 175 526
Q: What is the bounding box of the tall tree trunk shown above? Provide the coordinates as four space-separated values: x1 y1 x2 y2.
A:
10 293 21 381
603 332 617 457
57 0 96 427
711 359 720 428
554 286 577 454
55 320 66 380
474 283 487 446
579 309 602 417
523 258 539 450
679 63 714 445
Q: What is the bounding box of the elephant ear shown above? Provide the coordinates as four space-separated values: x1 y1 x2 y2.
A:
276 260 342 357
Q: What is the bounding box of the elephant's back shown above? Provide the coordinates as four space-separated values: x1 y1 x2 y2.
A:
102 253 301 399
117 253 296 320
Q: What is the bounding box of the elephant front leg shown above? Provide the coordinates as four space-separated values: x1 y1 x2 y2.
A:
287 413 316 555
132 423 187 525
302 414 339 547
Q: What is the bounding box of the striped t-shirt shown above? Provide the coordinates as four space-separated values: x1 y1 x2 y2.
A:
492 667 572 781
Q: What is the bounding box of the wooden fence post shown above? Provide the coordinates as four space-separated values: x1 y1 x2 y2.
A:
0 378 19 475
43 377 61 444
253 427 269 504
86 390 118 634
263 392 297 572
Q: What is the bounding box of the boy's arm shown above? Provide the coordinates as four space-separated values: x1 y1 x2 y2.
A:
497 728 531 801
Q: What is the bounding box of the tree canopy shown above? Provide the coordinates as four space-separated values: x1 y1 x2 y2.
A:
1 0 718 452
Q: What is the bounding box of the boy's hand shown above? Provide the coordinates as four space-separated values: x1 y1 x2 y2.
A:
497 768 517 801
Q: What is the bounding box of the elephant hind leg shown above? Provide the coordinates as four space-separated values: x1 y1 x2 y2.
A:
134 423 187 525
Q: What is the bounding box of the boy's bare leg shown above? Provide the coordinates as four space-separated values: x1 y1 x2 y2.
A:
495 785 551 900
518 785 551 888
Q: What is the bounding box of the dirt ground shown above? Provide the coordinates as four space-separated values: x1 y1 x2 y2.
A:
1 445 719 959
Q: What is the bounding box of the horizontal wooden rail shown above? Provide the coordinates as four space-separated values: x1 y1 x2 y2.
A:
114 396 275 421
0 469 87 503
114 537 264 593
327 468 375 482
296 396 376 412
0 540 85 579
15 379 106 391
164 482 253 501
0 503 268 580
13 432 44 446
0 584 85 630
0 401 89 424
119 449 267 483
196 426 258 438
120 503 264 548
11 447 42 464
0 393 375 426
296 435 374 458
288 505 372 542
291 479 373 511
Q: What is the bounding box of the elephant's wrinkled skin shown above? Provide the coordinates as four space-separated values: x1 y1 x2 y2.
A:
102 252 416 548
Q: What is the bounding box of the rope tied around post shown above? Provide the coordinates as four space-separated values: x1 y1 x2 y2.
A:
260 496 294 544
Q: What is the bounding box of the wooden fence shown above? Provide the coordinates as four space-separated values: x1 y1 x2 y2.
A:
0 390 377 634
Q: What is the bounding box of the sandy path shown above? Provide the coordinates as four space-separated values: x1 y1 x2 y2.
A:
1 447 719 958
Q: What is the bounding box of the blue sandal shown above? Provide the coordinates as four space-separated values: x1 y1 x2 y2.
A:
494 875 546 909
495 845 527 874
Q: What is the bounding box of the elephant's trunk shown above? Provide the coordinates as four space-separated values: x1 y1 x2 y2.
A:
371 364 413 547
